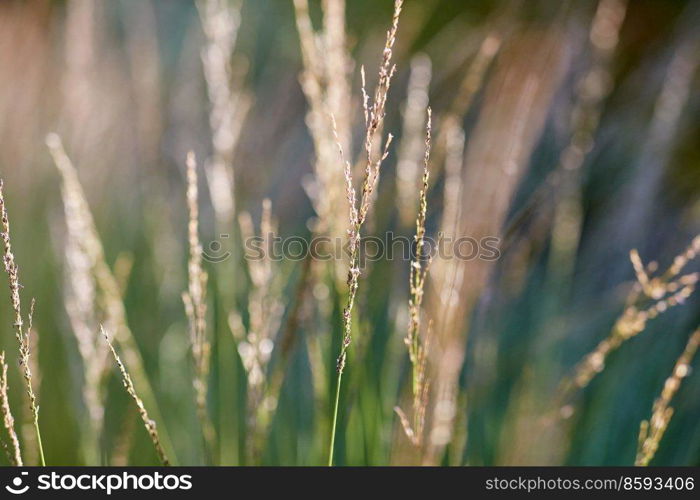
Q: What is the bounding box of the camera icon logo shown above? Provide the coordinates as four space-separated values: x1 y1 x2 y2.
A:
5 471 29 495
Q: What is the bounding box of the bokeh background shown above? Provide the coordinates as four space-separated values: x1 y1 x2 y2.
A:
0 0 699 466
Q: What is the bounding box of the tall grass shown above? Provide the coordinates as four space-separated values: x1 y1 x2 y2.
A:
0 351 22 466
197 0 250 227
395 108 432 450
102 326 169 466
328 0 404 466
230 199 285 463
0 0 698 467
182 152 216 460
0 179 44 466
636 327 700 466
47 133 178 465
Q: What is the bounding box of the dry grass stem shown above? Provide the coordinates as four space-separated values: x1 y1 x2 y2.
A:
293 0 353 248
636 328 700 466
335 0 402 376
425 26 568 463
102 327 169 466
229 198 285 463
47 133 106 461
549 0 628 276
0 178 44 466
2 0 696 470
110 414 136 467
328 0 404 466
48 135 107 460
395 108 433 447
560 235 700 406
429 124 466 345
197 0 251 225
182 151 216 457
47 132 177 464
396 55 431 226
0 351 22 466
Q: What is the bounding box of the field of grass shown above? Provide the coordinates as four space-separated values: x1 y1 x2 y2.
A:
0 0 699 466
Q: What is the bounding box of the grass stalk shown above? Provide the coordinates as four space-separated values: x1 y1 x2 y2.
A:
559 236 699 408
0 179 45 466
395 108 433 449
328 370 343 466
197 0 251 226
328 0 403 466
102 327 169 466
228 199 285 463
0 351 22 466
47 133 178 465
636 328 700 466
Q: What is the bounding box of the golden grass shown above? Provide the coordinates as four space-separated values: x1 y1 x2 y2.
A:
0 0 696 469
549 0 628 280
293 0 353 245
102 326 169 466
636 328 700 466
197 0 251 226
560 236 699 408
328 0 404 466
47 133 177 464
47 133 107 461
182 152 216 459
395 108 433 448
425 26 568 464
0 351 22 466
0 179 44 465
430 32 500 172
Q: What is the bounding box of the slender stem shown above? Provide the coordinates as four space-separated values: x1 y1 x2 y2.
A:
328 370 343 466
35 418 46 466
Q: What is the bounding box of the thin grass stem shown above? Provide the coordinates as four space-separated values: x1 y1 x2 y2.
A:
328 371 343 466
